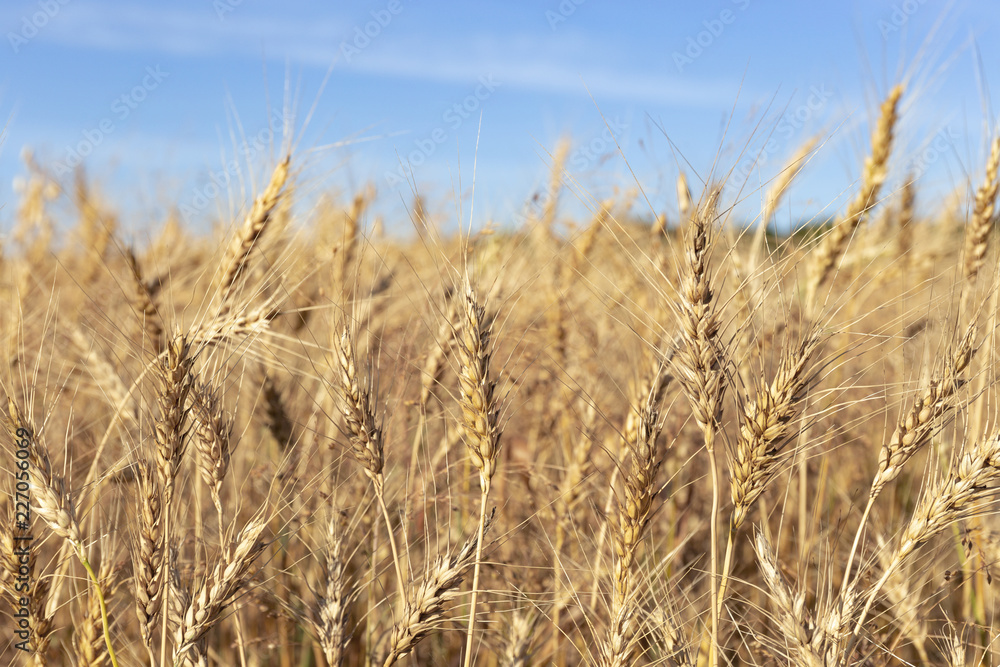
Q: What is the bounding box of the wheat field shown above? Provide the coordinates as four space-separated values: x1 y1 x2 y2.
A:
2 82 1000 666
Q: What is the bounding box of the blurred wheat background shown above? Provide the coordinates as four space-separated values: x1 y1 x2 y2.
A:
5 3 1000 667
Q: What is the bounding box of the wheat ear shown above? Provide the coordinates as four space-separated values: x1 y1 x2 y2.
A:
677 171 692 223
1 442 54 660
846 431 1000 659
310 513 351 667
191 379 233 524
7 399 119 667
131 459 164 658
171 510 269 664
153 334 194 667
332 325 405 595
807 84 903 311
960 135 1000 316
840 321 976 600
124 245 163 353
457 279 503 667
720 326 823 610
754 531 825 667
671 190 726 667
382 512 494 667
216 155 290 307
599 385 663 667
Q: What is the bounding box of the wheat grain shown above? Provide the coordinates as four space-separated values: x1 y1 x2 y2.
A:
131 460 164 652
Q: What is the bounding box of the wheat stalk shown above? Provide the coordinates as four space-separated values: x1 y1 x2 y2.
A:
847 431 1000 659
840 321 977 602
73 547 120 667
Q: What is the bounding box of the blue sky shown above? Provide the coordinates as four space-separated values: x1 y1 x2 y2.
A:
1 0 998 237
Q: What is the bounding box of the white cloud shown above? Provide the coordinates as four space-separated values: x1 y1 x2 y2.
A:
26 2 737 107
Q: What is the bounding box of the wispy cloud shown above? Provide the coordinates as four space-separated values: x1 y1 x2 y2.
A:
30 3 737 107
